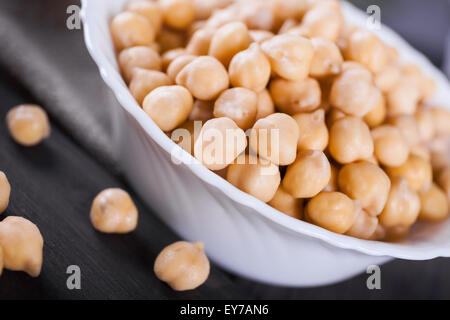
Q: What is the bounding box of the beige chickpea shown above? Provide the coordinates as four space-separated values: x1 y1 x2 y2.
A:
329 68 380 117
364 95 386 128
419 183 449 222
119 46 162 83
430 107 450 136
176 56 229 100
213 88 257 130
306 192 356 234
157 29 187 53
189 100 214 122
90 188 138 234
272 0 308 21
161 48 186 71
229 43 271 92
255 89 275 120
268 187 303 219
371 125 410 167
329 116 374 164
414 108 435 142
0 216 43 277
160 0 195 30
402 64 436 100
111 12 155 51
129 69 172 105
227 154 281 203
374 64 401 93
205 5 239 28
193 0 233 20
430 141 450 175
270 77 321 115
385 154 432 193
126 0 163 34
300 3 342 42
249 30 274 43
143 85 194 132
166 55 197 81
186 27 216 55
326 107 346 128
388 115 421 148
278 19 298 34
338 161 391 216
0 171 11 214
239 0 279 31
194 117 247 171
387 77 421 117
261 34 314 81
6 104 51 147
410 144 431 162
323 162 339 192
309 38 343 78
154 241 210 291
250 113 300 166
346 202 379 240
293 109 329 151
437 167 450 203
378 177 420 229
282 150 331 198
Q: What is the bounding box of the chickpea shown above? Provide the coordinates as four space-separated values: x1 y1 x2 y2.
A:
374 64 401 93
186 27 216 55
167 55 196 81
189 100 214 122
129 69 172 105
272 0 308 21
205 6 239 28
414 108 435 142
268 187 303 219
194 117 247 171
385 154 432 193
110 12 155 51
160 0 195 30
387 77 421 117
329 68 380 117
0 171 10 214
161 48 186 71
250 113 300 166
143 85 194 132
437 167 450 203
388 115 421 148
213 88 257 130
176 56 229 100
261 34 314 81
157 29 187 53
119 46 162 83
0 216 43 277
338 161 391 216
193 0 233 20
255 89 275 120
171 120 202 155
364 94 386 128
379 177 420 229
90 188 138 233
270 77 321 115
126 0 163 34
306 192 356 234
323 162 339 192
402 64 436 100
428 136 450 174
371 125 410 167
410 144 431 161
154 241 210 291
419 183 449 222
229 43 271 92
6 104 51 147
300 3 342 42
278 19 298 34
326 107 346 128
430 107 450 136
227 154 281 203
209 22 252 67
346 203 379 240
249 30 274 43
293 109 328 151
309 38 343 78
329 116 374 164
239 0 278 31
282 150 331 198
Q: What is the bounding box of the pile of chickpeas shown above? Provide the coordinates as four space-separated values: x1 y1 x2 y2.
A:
112 0 450 242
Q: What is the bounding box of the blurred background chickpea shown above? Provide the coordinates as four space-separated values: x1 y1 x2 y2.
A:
346 202 379 240
119 46 162 83
213 88 257 130
193 0 233 20
0 171 10 214
250 113 299 166
126 0 163 34
437 168 450 203
388 115 421 148
186 27 216 55
268 187 303 220
419 184 449 222
329 116 374 164
6 104 51 147
111 11 155 51
293 109 328 151
249 30 274 43
261 34 314 81
154 241 210 291
255 90 275 120
386 77 421 117
402 64 436 101
309 38 343 78
430 107 450 137
189 100 214 122
374 64 401 93
282 150 331 198
176 56 229 100
129 69 172 106
338 161 391 216
364 95 386 128
410 144 431 162
227 154 281 203
371 125 410 167
299 2 343 42
414 108 435 141
166 54 196 81
161 0 195 30
385 154 432 193
143 85 194 132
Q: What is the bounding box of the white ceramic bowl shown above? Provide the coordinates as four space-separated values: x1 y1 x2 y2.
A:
81 0 450 287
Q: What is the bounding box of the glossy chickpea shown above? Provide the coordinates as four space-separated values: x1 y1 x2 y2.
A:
176 56 229 100
329 116 374 164
111 12 155 51
161 48 186 70
261 34 314 81
430 107 450 136
229 43 271 92
268 187 303 219
364 95 386 128
309 38 343 78
166 55 197 81
388 115 421 148
282 150 331 198
161 0 195 30
90 188 138 233
6 104 51 147
437 168 450 203
126 0 163 34
346 202 379 240
374 64 401 93
186 27 215 55
119 46 162 83
143 85 193 132
129 69 172 105
385 154 432 193
419 183 449 222
189 100 214 122
293 109 328 151
209 22 252 67
0 171 10 214
213 88 257 130
306 192 356 234
194 117 247 171
338 161 391 216
157 29 187 53
371 125 410 167
0 216 43 277
387 77 421 117
300 3 342 42
250 113 299 166
414 108 435 142
227 154 281 203
270 77 321 115
154 241 210 291
255 90 275 120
